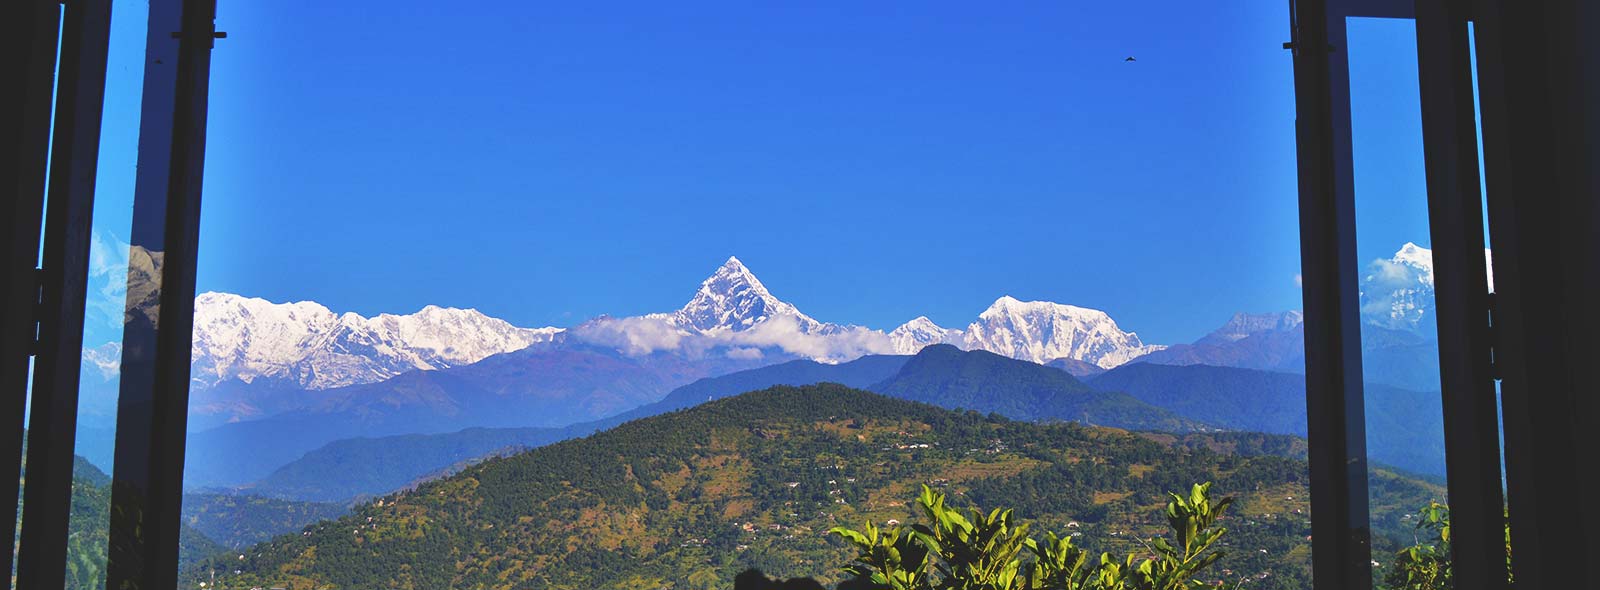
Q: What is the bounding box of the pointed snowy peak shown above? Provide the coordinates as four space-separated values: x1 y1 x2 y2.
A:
963 296 1164 368
1388 242 1437 286
894 316 946 332
1360 243 1438 333
1395 242 1431 261
889 316 964 354
1371 242 1493 290
673 256 819 333
1359 242 1494 334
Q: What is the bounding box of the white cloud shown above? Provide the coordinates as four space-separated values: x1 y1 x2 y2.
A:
569 315 694 357
1359 255 1433 331
1357 244 1493 333
721 315 898 362
570 313 899 363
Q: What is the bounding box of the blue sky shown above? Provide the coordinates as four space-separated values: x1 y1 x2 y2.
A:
88 2 1435 346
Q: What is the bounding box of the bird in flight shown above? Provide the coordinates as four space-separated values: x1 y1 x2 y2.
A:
1124 56 1137 62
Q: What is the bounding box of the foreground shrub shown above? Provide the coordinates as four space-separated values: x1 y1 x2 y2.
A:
1382 502 1513 590
829 482 1235 590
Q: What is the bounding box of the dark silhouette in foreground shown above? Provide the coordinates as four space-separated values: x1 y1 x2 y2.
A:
734 569 827 590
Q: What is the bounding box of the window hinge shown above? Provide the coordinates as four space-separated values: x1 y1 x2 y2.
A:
170 31 228 39
29 267 44 357
171 29 228 50
1486 292 1500 381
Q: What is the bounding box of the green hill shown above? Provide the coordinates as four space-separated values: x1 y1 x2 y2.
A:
181 493 349 549
873 345 1206 431
1088 363 1310 435
186 384 1440 590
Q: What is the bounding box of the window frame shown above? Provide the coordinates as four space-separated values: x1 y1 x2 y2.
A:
1293 0 1600 588
7 0 1597 587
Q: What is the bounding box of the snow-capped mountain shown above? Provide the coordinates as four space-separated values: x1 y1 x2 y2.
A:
889 316 964 354
667 256 824 334
117 251 1382 398
1358 242 1493 334
90 243 1490 394
1195 311 1304 346
190 293 562 390
960 296 1166 368
81 341 122 381
580 260 1162 368
1130 243 1494 388
573 257 899 362
1132 310 1307 372
1360 242 1437 333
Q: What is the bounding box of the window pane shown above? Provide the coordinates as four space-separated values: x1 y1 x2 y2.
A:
1346 15 1506 589
166 4 1432 590
12 1 147 588
65 0 149 587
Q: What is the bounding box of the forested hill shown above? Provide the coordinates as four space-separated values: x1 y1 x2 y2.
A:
871 344 1206 431
190 384 1442 590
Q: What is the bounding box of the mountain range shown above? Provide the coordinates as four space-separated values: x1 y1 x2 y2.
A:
165 244 1463 397
74 244 1465 489
191 292 564 392
106 257 1169 435
241 344 1444 505
167 256 1186 484
869 345 1200 430
568 257 1165 368
1127 243 1488 392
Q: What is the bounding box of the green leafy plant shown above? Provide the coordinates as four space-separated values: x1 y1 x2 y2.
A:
1384 502 1451 590
1383 502 1513 590
832 520 935 590
1131 483 1235 589
914 484 1036 590
1024 531 1094 590
831 482 1235 590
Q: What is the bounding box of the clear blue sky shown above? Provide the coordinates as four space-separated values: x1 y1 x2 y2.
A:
89 2 1436 346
